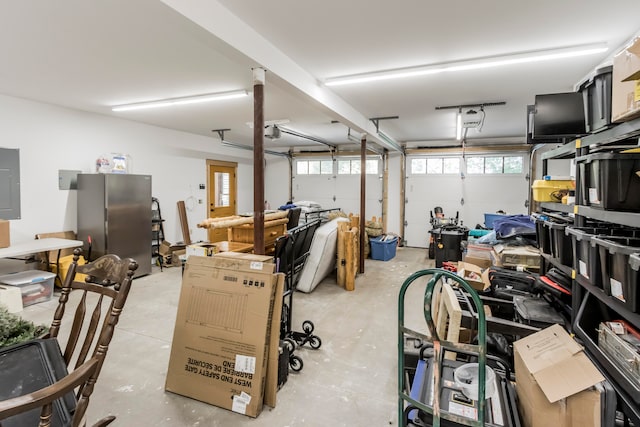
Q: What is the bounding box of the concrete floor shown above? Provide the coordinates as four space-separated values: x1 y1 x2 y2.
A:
20 247 435 427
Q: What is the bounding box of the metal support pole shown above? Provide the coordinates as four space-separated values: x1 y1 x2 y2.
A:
359 135 366 274
253 68 265 254
400 151 406 246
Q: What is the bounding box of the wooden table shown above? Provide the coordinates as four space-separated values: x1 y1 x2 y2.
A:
213 241 253 253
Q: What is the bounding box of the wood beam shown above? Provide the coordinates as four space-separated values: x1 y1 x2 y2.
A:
253 68 265 254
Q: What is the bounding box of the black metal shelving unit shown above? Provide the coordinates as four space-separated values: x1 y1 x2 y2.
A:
533 116 640 424
569 116 640 425
539 202 574 214
540 252 573 278
151 197 165 267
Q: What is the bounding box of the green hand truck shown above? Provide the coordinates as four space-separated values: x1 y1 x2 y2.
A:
398 268 488 427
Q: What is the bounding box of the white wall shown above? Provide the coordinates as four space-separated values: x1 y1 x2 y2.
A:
0 94 254 246
264 156 290 209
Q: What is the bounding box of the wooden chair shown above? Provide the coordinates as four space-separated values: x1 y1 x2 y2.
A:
0 248 138 427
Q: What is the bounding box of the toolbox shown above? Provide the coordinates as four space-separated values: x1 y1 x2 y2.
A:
598 320 640 390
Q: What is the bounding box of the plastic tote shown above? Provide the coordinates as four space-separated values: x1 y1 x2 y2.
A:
370 236 398 261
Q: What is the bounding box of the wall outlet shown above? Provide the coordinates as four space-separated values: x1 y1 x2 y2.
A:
199 184 205 190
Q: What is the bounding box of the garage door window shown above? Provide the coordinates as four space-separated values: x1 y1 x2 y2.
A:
411 157 460 174
337 159 379 174
296 160 333 175
466 156 523 174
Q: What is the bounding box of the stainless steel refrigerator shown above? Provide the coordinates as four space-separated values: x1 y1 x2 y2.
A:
77 174 152 277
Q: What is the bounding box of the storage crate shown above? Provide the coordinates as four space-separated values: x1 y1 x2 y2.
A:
578 152 640 211
578 66 613 134
567 226 640 285
592 236 640 311
0 270 55 307
370 236 398 261
531 179 574 202
630 253 640 310
534 215 552 255
547 220 572 267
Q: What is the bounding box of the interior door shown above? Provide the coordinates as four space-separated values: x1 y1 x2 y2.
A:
207 160 237 242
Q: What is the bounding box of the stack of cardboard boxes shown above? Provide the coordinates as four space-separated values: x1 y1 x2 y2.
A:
165 252 284 418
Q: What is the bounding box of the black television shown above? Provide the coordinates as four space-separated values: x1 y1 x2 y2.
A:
531 92 586 140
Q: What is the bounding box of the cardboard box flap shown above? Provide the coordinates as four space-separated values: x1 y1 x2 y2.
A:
514 324 581 373
533 352 604 403
514 324 604 403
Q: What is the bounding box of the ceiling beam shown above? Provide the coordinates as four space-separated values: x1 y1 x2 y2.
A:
160 0 393 149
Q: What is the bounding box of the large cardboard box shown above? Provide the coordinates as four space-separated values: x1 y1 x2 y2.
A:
0 220 9 248
612 37 640 122
514 324 606 427
165 254 280 417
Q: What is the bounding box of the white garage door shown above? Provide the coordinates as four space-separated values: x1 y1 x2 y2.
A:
404 152 530 248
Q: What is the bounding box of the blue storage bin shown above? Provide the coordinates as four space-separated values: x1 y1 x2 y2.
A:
370 236 398 261
484 213 507 229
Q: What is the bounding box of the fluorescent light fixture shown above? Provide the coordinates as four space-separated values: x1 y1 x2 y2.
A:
456 113 462 141
112 89 249 112
325 43 608 86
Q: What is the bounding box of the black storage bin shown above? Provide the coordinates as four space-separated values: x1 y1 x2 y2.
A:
578 66 613 134
592 236 640 312
566 226 640 286
546 220 572 267
534 215 551 255
567 226 608 285
630 253 640 311
431 226 468 268
578 152 640 211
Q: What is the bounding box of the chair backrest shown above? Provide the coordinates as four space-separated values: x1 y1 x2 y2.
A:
286 208 302 230
49 248 138 422
282 219 322 288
